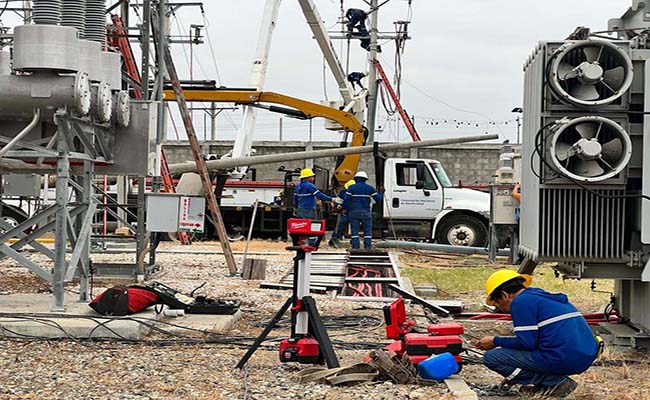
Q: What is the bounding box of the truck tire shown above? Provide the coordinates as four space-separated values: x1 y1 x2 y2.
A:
437 215 488 247
1 205 28 233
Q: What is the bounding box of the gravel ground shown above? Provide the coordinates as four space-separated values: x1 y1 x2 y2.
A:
1 240 649 399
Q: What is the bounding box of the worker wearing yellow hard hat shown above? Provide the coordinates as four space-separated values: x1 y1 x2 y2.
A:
294 168 342 220
328 180 356 248
474 270 598 397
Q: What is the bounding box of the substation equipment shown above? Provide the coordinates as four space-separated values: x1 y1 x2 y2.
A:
520 1 650 343
0 0 156 311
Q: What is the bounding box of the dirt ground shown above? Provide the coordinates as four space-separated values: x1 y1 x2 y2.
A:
0 240 649 399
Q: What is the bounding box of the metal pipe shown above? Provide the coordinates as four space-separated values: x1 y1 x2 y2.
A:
375 240 511 257
0 109 41 158
168 134 499 174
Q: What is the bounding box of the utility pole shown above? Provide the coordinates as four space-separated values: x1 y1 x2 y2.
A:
279 117 283 142
210 102 216 141
366 0 380 143
153 0 166 193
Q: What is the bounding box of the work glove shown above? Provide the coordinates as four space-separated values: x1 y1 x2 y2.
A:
333 197 344 205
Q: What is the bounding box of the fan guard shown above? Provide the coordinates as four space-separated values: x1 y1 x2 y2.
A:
548 40 633 108
548 116 632 183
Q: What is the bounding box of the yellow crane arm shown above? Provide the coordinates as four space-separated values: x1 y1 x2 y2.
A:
163 89 367 187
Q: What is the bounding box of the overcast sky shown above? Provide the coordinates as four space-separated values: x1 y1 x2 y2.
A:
8 1 633 143
160 0 630 144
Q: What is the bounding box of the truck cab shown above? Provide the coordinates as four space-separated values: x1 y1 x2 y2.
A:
382 158 490 246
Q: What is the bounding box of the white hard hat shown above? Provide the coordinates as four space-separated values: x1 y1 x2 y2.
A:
354 171 369 179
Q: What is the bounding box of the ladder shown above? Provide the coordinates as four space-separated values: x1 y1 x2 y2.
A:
109 14 191 245
373 60 421 142
109 14 143 99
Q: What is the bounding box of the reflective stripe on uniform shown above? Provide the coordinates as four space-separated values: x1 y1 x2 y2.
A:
506 368 521 381
350 194 372 198
296 191 319 197
538 312 582 328
513 325 538 332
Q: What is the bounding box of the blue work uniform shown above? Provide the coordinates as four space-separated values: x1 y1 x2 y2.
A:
332 188 349 241
293 180 333 220
343 178 382 249
346 8 367 32
347 72 365 90
484 288 598 389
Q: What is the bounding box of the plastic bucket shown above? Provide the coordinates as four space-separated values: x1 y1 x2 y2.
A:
417 352 459 381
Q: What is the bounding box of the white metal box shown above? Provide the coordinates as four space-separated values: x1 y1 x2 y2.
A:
146 193 205 233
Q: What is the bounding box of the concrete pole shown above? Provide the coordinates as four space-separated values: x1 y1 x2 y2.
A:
279 117 283 142
168 134 499 174
365 0 379 144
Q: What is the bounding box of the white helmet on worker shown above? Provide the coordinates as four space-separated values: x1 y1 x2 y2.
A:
300 168 315 179
354 171 369 180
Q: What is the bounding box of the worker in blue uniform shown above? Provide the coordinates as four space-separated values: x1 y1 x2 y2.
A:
346 8 368 33
294 168 341 219
347 72 366 90
475 270 600 398
343 171 383 250
329 180 355 247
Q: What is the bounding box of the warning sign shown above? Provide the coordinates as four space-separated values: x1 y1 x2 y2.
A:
178 196 206 233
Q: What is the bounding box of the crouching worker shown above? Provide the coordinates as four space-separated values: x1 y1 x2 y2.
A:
474 270 598 398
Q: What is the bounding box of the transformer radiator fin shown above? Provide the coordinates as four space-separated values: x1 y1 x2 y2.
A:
539 188 626 261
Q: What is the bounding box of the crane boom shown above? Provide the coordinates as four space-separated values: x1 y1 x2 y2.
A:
229 0 282 179
163 89 367 188
297 0 356 106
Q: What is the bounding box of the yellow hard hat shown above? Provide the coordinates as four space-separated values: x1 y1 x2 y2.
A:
345 180 355 189
300 168 315 179
485 269 532 305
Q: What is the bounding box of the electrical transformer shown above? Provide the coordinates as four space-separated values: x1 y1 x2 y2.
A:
520 1 650 335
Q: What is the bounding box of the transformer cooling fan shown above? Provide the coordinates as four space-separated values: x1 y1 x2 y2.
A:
548 40 633 107
548 116 632 182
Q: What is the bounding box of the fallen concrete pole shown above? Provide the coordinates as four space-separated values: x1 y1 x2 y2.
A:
375 240 511 257
168 134 499 174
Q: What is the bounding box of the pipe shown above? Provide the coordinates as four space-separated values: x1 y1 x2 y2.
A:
375 240 511 257
168 134 499 174
0 110 41 158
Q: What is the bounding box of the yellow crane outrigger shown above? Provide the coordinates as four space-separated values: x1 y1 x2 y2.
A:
163 89 368 189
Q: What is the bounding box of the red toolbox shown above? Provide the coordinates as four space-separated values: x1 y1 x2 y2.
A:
404 333 463 356
427 322 464 336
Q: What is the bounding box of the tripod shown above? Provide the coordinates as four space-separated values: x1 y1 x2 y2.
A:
236 219 339 369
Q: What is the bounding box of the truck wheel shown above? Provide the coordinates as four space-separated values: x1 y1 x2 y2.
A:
438 215 488 247
1 206 28 233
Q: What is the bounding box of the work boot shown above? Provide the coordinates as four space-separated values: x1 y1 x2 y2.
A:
519 385 544 396
545 378 578 398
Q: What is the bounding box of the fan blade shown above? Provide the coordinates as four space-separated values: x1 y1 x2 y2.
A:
583 46 600 63
601 138 623 163
571 83 600 101
603 66 625 89
555 142 574 161
575 122 597 139
574 159 604 177
558 62 577 80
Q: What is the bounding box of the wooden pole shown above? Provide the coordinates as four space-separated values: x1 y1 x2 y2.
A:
162 38 238 275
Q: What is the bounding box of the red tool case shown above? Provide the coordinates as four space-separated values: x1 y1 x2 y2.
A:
404 333 463 356
427 323 464 336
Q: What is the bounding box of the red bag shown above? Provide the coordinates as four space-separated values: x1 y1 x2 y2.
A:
89 286 159 316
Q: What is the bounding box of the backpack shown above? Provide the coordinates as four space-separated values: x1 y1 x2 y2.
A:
89 286 159 316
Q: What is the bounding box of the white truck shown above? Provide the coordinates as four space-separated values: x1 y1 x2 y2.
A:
379 158 491 247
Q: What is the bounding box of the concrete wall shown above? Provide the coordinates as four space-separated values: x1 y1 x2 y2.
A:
163 141 520 185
